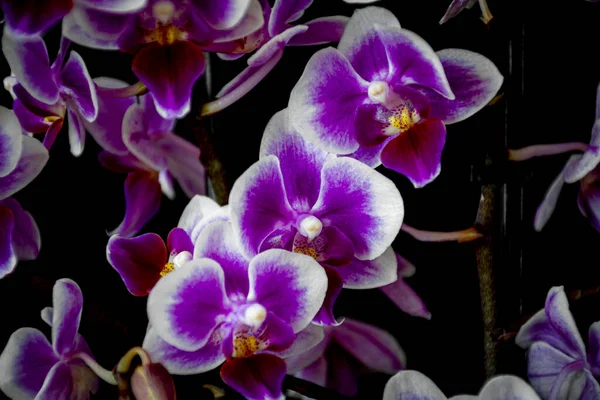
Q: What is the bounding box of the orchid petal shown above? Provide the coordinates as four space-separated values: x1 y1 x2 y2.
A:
77 0 147 13
177 195 223 243
51 279 83 356
147 258 230 351
36 362 73 400
0 135 49 201
381 275 431 319
62 12 120 50
383 370 447 400
526 341 579 399
194 0 251 29
588 322 600 377
0 198 40 261
2 0 73 35
564 120 600 183
312 267 343 326
274 324 325 360
0 207 16 279
477 375 541 400
0 106 22 177
338 246 398 289
220 354 286 400
60 51 98 122
287 16 349 46
106 233 167 296
439 0 478 24
268 0 312 36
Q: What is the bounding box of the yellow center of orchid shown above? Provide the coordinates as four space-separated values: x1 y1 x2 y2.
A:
160 262 175 277
388 107 419 133
146 23 187 46
44 116 61 124
233 335 260 358
293 246 318 260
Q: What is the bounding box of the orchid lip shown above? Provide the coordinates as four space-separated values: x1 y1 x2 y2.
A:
368 81 391 104
297 215 323 242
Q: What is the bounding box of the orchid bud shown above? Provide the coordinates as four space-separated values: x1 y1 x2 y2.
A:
131 363 176 400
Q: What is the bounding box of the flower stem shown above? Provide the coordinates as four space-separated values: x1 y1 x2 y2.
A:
116 347 152 374
73 352 118 385
507 142 589 161
401 224 484 243
96 81 148 98
478 0 494 25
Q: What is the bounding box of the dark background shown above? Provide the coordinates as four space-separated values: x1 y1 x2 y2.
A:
1 0 600 398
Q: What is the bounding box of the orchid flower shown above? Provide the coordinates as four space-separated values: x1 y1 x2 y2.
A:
0 197 41 279
94 92 206 237
288 6 503 188
144 220 328 400
383 370 540 400
439 0 494 25
0 106 49 201
107 195 228 295
63 0 265 119
0 279 99 399
3 37 98 156
516 286 600 399
286 318 405 397
202 0 350 116
229 109 404 325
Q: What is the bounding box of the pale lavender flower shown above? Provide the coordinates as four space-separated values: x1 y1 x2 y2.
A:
516 286 600 400
288 6 503 187
0 279 99 399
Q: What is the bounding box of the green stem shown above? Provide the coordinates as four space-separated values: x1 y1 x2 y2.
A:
72 352 118 385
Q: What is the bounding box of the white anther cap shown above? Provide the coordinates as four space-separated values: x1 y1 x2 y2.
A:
299 215 323 242
243 304 267 328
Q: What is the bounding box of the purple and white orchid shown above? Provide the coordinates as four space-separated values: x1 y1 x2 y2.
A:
144 220 328 399
0 279 99 399
229 108 404 325
107 194 228 295
286 317 405 397
288 6 503 187
516 286 600 399
0 197 41 279
94 92 206 237
3 37 98 156
383 370 540 399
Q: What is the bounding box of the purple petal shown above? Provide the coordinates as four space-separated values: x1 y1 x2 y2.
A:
122 103 168 170
345 138 390 168
36 362 73 400
0 198 40 261
2 0 73 35
108 171 162 238
258 228 295 253
477 376 540 400
287 16 349 46
310 157 404 260
381 275 431 319
60 51 98 122
98 150 148 173
1 30 60 104
220 354 286 400
312 267 343 326
526 341 579 399
194 0 251 29
285 332 330 374
84 77 133 154
259 109 335 212
143 326 226 375
67 5 131 46
0 328 59 399
132 41 206 119
0 206 16 278
147 258 230 351
381 119 447 188
0 135 49 201
61 12 121 50
160 134 205 198
67 109 85 157
383 370 446 400
516 286 586 360
193 221 250 298
273 323 325 359
588 321 600 377
0 107 22 177
288 47 370 154
166 228 193 256
534 156 580 232
260 312 296 352
106 233 168 296
177 195 223 243
248 249 328 332
229 155 295 258
51 279 83 356
42 120 64 150
203 0 265 45
548 360 592 400
423 49 503 124
338 246 398 289
77 0 147 13
439 0 478 24
564 120 600 183
334 318 405 374
268 0 312 35
13 99 58 135
294 356 328 388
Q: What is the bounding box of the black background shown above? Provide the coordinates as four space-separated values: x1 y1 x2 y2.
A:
1 0 600 398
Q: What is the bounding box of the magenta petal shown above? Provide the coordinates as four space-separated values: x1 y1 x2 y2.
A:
147 259 230 351
439 0 478 24
338 246 398 289
13 99 53 135
334 318 406 374
194 0 251 29
220 354 286 400
51 279 83 356
381 119 447 188
1 30 60 104
0 198 41 261
36 362 73 400
380 276 431 319
338 6 401 56
2 0 73 35
0 328 59 399
98 150 148 173
177 195 223 243
61 12 121 50
132 41 206 119
588 322 600 377
143 326 226 375
166 228 193 257
157 133 205 198
274 324 325 360
261 312 296 352
0 206 16 278
42 120 64 150
60 51 98 122
268 0 312 35
312 267 343 326
229 155 295 258
0 107 23 177
108 171 162 238
106 233 167 296
77 0 146 12
288 47 370 154
0 135 49 201
526 341 578 399
287 16 349 46
346 138 390 168
423 49 503 124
